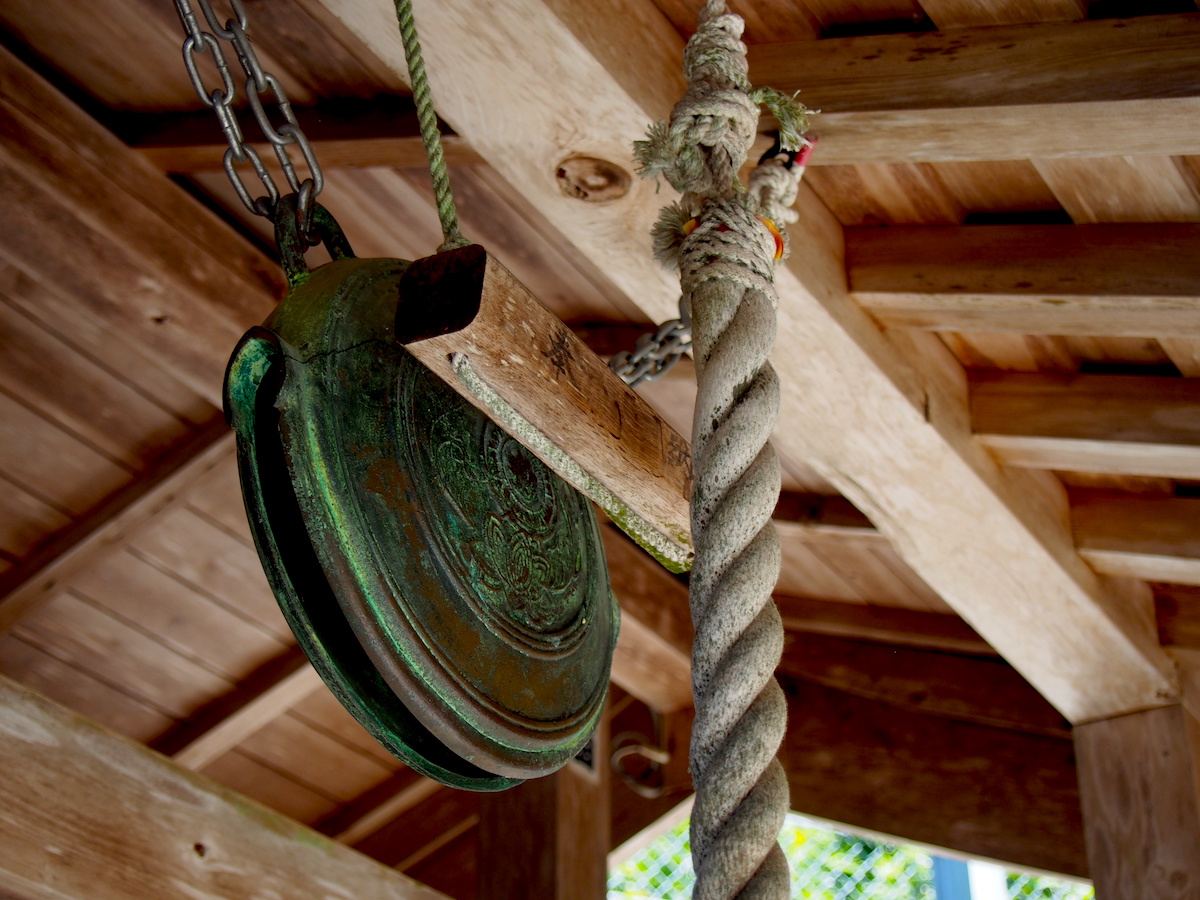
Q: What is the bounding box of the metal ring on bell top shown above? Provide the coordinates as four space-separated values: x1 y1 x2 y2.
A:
224 238 618 789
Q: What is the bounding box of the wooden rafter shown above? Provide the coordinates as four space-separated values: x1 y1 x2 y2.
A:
748 13 1200 164
315 0 1176 723
848 224 1200 337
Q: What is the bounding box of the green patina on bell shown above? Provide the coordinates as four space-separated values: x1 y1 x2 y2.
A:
224 200 618 790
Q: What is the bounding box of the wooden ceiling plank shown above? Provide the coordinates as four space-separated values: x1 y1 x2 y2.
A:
0 48 280 407
130 505 289 639
970 372 1200 480
848 223 1200 338
0 423 232 635
13 591 233 720
0 633 174 743
315 0 1176 723
159 649 322 771
1073 494 1200 587
0 676 454 900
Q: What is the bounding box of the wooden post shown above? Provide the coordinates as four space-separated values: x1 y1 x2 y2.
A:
1074 704 1200 898
477 709 611 900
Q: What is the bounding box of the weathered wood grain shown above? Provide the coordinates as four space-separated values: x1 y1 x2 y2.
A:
780 679 1087 877
849 224 1200 337
0 675 454 900
748 14 1200 164
1073 494 1200 587
400 246 693 571
970 372 1200 479
1074 704 1200 898
0 424 233 635
779 632 1071 737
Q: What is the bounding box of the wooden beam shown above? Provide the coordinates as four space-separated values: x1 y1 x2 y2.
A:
316 0 1177 722
779 679 1087 878
848 224 1200 337
747 14 1200 164
1073 494 1200 588
0 423 234 634
478 718 610 900
971 373 1200 480
779 632 1071 738
0 674 449 900
118 99 483 173
155 648 322 770
776 594 994 656
1074 704 1200 898
600 525 693 713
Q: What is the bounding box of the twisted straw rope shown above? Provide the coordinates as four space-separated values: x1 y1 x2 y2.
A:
635 2 808 896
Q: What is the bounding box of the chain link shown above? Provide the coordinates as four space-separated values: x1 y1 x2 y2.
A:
172 0 323 222
609 296 692 388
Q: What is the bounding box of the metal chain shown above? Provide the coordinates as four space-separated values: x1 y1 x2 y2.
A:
610 296 692 388
172 0 324 225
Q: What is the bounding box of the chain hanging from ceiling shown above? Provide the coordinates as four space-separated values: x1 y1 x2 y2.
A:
172 0 325 228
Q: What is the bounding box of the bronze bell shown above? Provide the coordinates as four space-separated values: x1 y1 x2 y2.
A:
224 199 618 791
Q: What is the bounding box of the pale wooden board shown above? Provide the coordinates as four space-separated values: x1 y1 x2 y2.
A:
1073 495 1200 587
70 549 290 679
0 633 173 742
1034 156 1200 374
0 676 450 900
850 224 1200 339
129 506 290 640
1036 156 1200 224
970 372 1200 480
13 591 233 719
237 712 399 804
929 160 1061 214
